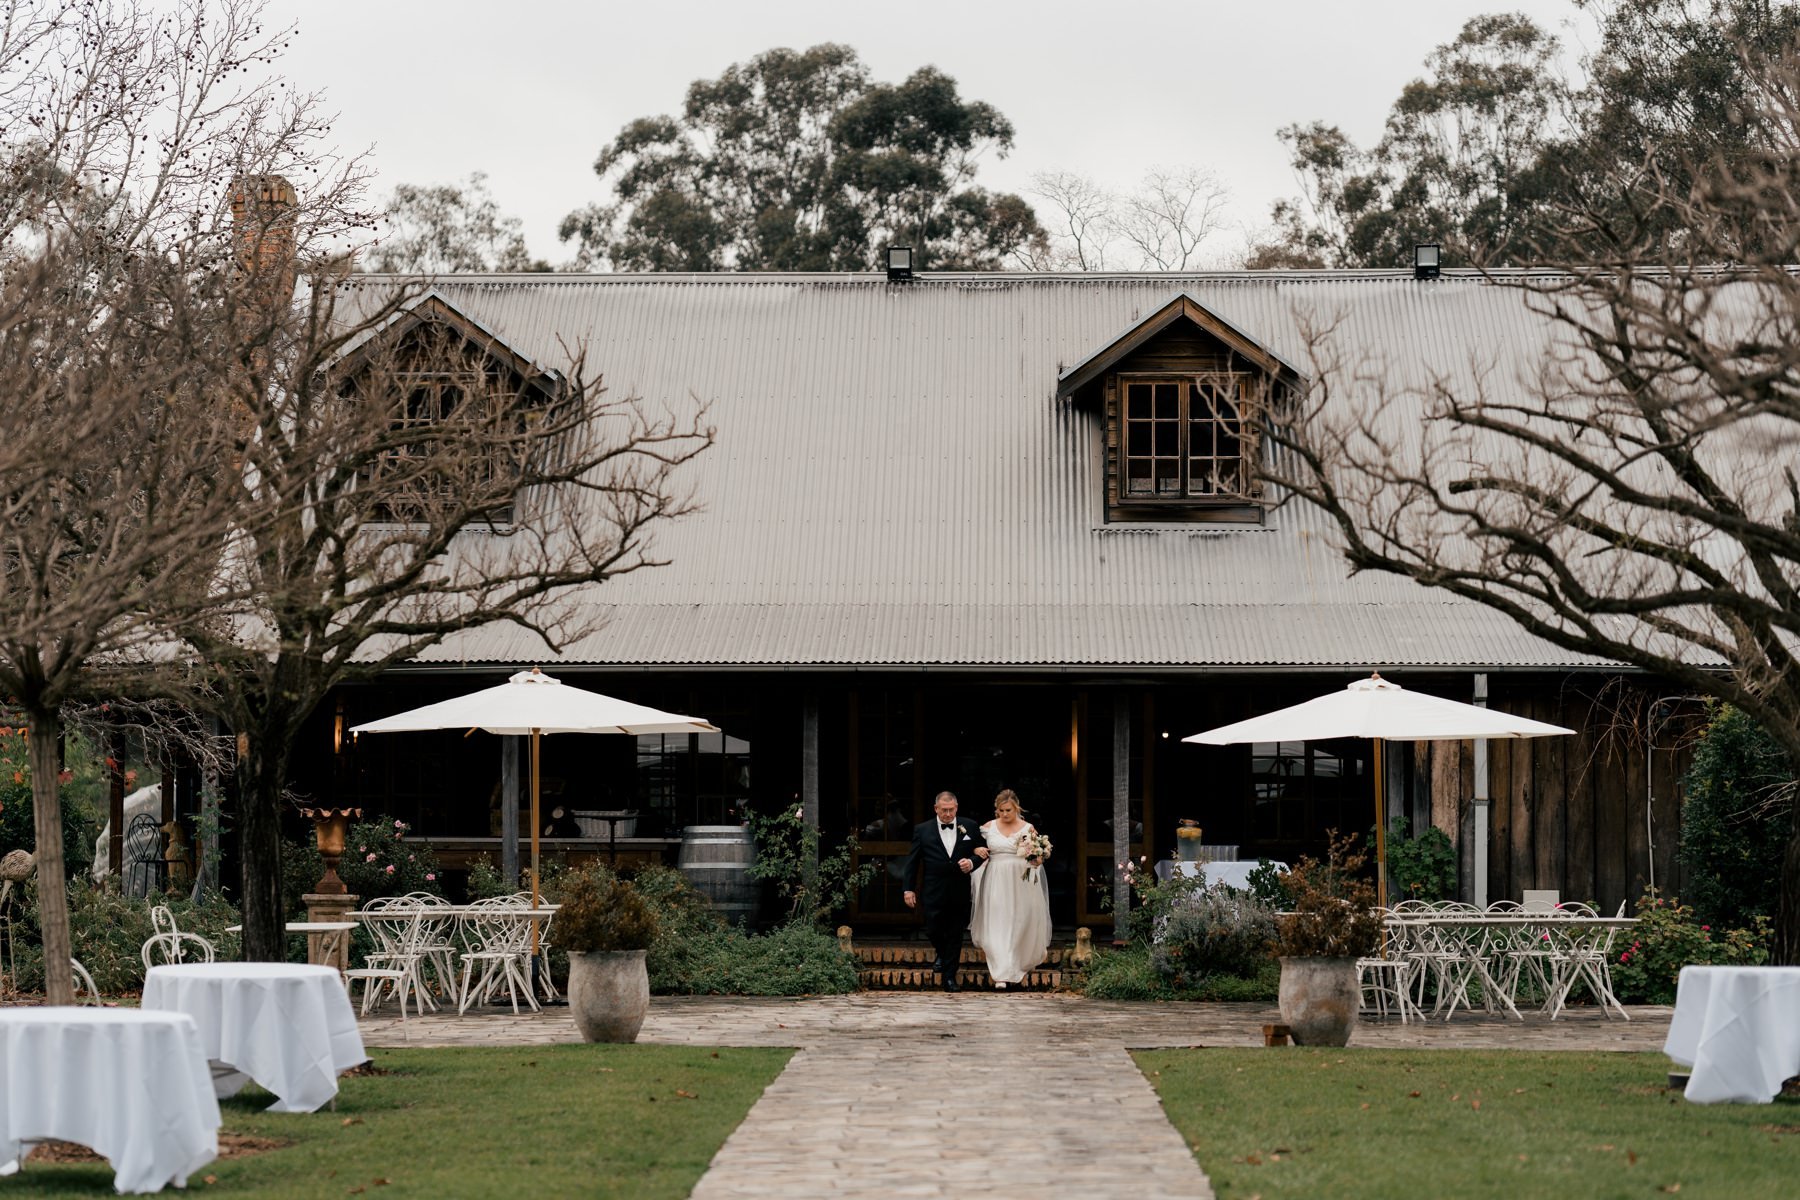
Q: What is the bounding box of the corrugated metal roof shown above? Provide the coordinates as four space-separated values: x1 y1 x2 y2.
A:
351 270 1619 671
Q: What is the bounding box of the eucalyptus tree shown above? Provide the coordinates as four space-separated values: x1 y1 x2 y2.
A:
561 43 1043 271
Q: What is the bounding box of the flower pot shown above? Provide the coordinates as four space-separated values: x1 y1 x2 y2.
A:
566 949 649 1043
1277 956 1359 1047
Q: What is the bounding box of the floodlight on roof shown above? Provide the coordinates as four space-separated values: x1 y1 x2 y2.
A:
1413 243 1441 281
886 245 914 282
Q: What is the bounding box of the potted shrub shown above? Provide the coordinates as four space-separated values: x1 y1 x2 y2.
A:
557 868 659 1043
1273 832 1380 1046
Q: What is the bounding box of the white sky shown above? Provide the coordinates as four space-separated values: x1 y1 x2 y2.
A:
267 0 1598 267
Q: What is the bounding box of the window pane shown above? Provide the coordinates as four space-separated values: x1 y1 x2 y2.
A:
1155 459 1180 495
1154 421 1178 457
1154 382 1180 420
1127 416 1150 457
1126 382 1154 419
1126 458 1152 495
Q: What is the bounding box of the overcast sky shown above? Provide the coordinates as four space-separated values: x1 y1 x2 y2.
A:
266 0 1598 268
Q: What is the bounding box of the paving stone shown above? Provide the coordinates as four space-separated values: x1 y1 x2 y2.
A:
356 995 1672 1198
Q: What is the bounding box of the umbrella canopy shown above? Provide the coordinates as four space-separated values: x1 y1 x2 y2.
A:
350 668 718 941
351 667 720 737
1184 673 1573 912
1183 673 1574 745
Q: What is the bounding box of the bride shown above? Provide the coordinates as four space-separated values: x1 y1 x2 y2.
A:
969 789 1051 989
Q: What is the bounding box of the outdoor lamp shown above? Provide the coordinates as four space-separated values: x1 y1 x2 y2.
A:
1413 243 1441 280
886 245 914 282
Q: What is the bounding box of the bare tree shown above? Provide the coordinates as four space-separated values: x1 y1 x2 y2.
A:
1111 167 1231 271
1021 166 1230 271
1265 46 1800 961
0 0 375 1002
1020 171 1117 270
166 258 714 960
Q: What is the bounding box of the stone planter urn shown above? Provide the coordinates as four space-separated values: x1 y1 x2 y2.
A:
297 805 361 895
567 949 649 1043
1277 956 1360 1046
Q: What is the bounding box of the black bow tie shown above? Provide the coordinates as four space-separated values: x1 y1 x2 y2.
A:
940 823 956 831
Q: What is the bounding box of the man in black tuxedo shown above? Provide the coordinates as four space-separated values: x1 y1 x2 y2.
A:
902 790 987 991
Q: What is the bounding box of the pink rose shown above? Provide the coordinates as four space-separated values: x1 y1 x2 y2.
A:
394 820 403 829
365 853 377 863
384 864 395 874
425 873 436 882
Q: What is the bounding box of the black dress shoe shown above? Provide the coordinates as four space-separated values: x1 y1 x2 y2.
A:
931 959 945 974
942 979 960 992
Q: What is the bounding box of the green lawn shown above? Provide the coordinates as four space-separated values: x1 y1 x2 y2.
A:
10 1044 791 1198
1137 1048 1800 1200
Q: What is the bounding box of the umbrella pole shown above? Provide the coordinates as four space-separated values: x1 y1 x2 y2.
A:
530 729 542 987
1373 737 1389 915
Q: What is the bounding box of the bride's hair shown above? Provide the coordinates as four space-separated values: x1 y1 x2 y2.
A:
994 788 1021 814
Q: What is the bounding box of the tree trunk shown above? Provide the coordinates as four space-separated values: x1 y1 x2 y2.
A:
235 744 288 962
27 713 74 1005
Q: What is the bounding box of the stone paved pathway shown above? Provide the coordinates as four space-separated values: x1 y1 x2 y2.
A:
359 995 1673 1199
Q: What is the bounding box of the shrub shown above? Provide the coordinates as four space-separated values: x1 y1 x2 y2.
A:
280 837 324 914
1078 943 1279 1002
0 726 98 871
647 920 859 995
466 853 512 900
1245 859 1293 909
747 805 876 928
1678 704 1794 930
8 881 243 995
1151 888 1278 985
1609 888 1771 1004
1274 830 1380 958
337 816 443 900
1379 818 1458 902
1119 854 1209 945
555 865 658 953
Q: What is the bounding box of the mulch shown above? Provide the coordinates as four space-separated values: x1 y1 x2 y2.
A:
26 1132 289 1165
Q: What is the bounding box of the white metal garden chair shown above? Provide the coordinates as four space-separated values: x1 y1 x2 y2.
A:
1359 910 1419 1022
456 896 539 1014
389 892 459 1009
139 905 217 972
351 896 437 1014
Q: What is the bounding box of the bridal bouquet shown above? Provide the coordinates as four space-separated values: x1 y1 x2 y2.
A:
1019 831 1053 883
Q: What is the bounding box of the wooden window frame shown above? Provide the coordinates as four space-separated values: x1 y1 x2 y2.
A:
1113 371 1258 513
364 365 523 526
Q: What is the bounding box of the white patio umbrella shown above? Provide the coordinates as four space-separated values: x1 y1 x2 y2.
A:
351 667 719 928
1183 673 1573 910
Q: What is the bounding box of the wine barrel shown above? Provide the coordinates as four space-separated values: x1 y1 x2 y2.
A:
677 826 758 927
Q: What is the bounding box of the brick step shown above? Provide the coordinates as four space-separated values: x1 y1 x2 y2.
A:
852 944 1078 967
858 965 1063 991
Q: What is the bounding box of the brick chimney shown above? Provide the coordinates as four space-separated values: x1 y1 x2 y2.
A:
229 174 298 317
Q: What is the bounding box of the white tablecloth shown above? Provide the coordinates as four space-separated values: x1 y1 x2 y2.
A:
1664 965 1800 1103
0 1007 220 1193
1155 859 1286 890
142 963 367 1113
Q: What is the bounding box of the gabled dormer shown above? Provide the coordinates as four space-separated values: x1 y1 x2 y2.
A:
1058 295 1303 524
333 292 565 524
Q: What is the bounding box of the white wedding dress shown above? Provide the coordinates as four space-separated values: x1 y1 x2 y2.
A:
969 823 1052 984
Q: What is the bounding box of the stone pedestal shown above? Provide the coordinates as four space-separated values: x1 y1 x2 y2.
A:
303 892 359 971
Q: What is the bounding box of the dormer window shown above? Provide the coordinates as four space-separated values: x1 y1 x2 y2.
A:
333 295 563 527
1121 374 1251 501
1057 295 1302 526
